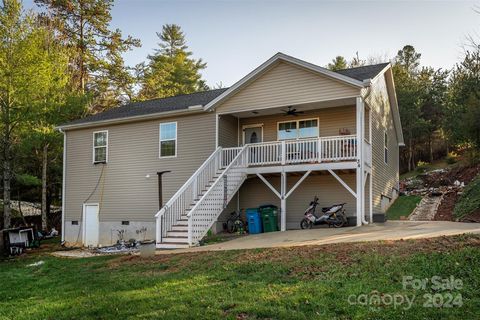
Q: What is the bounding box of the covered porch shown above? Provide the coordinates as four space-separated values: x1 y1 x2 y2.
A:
216 96 372 229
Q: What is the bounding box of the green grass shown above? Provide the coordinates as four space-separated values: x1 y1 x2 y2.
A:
1 235 480 319
454 175 480 220
386 195 422 220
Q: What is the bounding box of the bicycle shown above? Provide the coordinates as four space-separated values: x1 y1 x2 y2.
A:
226 210 245 234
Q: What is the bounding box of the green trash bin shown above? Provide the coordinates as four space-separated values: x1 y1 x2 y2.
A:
259 205 279 232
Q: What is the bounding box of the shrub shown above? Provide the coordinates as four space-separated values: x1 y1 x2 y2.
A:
416 161 430 173
453 175 480 220
465 149 480 166
446 152 458 164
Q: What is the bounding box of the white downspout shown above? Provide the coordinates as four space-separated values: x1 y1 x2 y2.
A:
60 129 66 242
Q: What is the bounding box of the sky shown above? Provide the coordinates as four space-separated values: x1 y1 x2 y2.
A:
25 0 480 87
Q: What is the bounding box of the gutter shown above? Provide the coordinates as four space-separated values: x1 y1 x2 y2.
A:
56 106 206 131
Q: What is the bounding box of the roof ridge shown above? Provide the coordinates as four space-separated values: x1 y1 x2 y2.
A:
133 87 230 104
335 62 390 72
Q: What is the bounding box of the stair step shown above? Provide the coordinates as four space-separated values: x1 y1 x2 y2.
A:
167 230 188 237
156 243 190 249
174 220 188 226
171 225 188 232
161 237 189 243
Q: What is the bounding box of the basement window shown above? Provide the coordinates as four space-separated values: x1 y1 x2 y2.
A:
71 221 79 225
121 221 130 226
93 131 108 164
159 122 177 157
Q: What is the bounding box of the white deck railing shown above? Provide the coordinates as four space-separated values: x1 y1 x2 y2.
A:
240 135 358 167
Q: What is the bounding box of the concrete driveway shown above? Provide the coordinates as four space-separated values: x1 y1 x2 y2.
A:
158 221 480 254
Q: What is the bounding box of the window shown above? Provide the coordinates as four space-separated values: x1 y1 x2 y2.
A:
384 131 388 164
93 131 108 163
159 122 177 157
278 119 319 140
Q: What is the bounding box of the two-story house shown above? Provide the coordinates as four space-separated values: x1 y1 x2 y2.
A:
58 53 404 249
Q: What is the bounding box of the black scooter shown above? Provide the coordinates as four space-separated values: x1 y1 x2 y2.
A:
300 196 348 229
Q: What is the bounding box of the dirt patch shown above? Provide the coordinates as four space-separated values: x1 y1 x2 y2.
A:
104 234 480 277
435 192 458 221
423 164 480 188
461 209 480 223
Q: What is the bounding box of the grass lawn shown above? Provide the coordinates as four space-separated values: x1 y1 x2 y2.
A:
1 235 480 319
386 195 422 220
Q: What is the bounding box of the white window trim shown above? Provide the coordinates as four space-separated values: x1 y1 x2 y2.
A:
92 130 108 164
242 123 264 145
277 117 320 140
384 130 388 164
159 121 177 158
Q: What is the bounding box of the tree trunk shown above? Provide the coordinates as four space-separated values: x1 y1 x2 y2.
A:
429 136 434 163
3 133 11 229
407 139 413 172
41 143 48 231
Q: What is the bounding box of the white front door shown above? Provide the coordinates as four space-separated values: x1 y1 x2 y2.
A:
243 125 263 144
83 204 99 247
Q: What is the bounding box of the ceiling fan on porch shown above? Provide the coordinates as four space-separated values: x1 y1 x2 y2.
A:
281 106 304 116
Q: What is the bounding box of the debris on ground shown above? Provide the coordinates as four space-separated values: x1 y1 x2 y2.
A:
400 163 480 222
27 260 44 267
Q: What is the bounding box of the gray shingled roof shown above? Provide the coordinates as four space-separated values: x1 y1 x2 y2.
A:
61 88 229 127
335 63 390 82
61 62 389 128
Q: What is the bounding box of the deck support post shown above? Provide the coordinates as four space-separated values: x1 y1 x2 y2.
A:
280 171 287 231
356 96 364 226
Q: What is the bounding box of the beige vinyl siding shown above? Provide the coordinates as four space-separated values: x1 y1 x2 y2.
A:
216 61 360 114
366 74 399 213
239 105 356 143
239 173 356 229
218 114 239 147
64 112 216 223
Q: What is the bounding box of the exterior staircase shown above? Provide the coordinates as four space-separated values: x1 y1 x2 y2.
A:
155 146 247 249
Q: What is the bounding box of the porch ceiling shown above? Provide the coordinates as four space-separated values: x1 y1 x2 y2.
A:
220 97 356 118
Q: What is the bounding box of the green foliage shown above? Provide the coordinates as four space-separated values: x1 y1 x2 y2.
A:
464 149 480 166
393 45 449 170
446 50 480 148
386 195 422 220
15 173 41 187
395 45 421 74
35 0 140 111
453 174 480 219
327 55 347 71
445 152 458 164
137 24 208 100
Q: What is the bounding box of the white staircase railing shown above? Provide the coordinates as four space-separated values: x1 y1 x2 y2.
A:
155 147 222 243
187 146 248 245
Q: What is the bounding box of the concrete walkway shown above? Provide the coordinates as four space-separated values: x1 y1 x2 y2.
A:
157 221 480 254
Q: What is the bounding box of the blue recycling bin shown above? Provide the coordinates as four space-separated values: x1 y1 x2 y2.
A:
246 208 262 234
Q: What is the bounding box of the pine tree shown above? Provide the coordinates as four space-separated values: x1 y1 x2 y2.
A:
35 0 140 111
327 56 348 71
137 24 208 100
